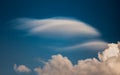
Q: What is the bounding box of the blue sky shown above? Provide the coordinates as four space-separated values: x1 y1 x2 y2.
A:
0 0 120 75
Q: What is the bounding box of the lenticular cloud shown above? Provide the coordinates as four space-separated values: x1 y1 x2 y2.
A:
13 17 100 38
14 42 120 75
34 42 120 75
12 17 107 51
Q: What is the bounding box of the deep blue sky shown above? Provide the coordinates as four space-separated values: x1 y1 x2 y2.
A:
0 0 120 75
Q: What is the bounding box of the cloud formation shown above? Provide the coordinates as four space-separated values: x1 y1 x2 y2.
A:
13 17 100 38
33 42 120 75
12 17 107 51
14 64 31 73
60 40 107 51
14 42 120 75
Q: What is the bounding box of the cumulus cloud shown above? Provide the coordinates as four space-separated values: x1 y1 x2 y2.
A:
14 64 31 73
59 40 108 51
33 42 120 75
13 17 100 38
98 43 120 61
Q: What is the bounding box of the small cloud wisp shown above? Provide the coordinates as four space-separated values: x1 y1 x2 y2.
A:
14 64 31 73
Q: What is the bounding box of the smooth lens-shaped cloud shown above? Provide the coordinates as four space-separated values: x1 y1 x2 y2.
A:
60 40 107 51
14 17 100 38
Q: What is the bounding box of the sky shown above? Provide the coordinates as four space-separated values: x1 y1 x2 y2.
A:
0 0 120 75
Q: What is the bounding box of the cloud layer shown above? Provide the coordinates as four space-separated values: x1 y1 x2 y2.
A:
60 40 107 51
14 42 120 75
13 17 100 38
12 17 107 51
34 42 120 75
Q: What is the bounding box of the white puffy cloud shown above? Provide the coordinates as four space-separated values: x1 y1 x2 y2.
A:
14 64 31 73
34 42 120 75
13 17 100 38
98 43 120 61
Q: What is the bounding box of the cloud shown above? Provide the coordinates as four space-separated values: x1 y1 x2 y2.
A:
98 43 120 61
59 40 108 51
14 64 31 73
33 42 120 75
10 17 109 52
13 17 100 38
11 17 107 51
